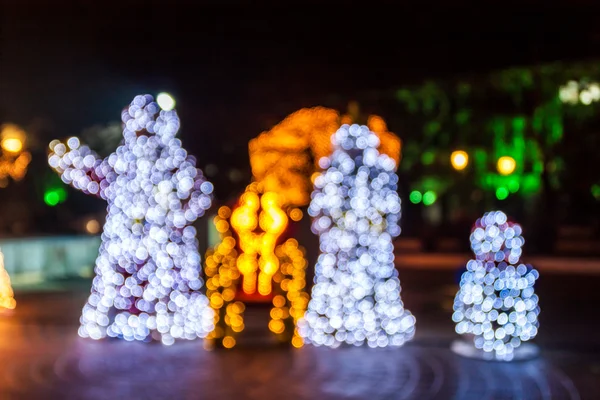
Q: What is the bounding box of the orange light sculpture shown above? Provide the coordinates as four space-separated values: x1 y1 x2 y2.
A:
230 188 288 296
249 107 401 210
249 108 339 208
204 185 309 348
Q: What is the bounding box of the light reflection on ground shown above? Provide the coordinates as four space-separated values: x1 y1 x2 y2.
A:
0 272 598 399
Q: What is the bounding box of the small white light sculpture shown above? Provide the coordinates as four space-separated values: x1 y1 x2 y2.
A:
48 94 214 345
298 124 415 348
452 210 540 361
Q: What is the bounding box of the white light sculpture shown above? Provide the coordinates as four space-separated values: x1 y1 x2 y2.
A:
298 124 415 348
452 211 540 361
48 94 214 345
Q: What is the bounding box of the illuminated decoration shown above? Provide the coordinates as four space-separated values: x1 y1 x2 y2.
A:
299 124 415 348
47 94 215 345
204 199 309 348
0 248 16 310
559 80 600 105
450 150 469 171
452 211 540 361
156 92 176 111
497 156 516 176
249 108 402 209
249 108 339 208
0 124 32 187
230 187 289 296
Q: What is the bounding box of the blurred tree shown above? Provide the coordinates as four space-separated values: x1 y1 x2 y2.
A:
383 61 600 251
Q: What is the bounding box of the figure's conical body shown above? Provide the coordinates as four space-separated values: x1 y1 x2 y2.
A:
48 95 214 344
298 124 415 348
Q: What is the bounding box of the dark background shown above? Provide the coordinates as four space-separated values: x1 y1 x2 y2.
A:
2 2 600 238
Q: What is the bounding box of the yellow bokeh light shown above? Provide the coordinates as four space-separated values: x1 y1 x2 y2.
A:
497 156 516 175
289 208 303 222
1 138 22 153
85 219 100 234
450 150 469 171
222 336 236 349
0 124 30 186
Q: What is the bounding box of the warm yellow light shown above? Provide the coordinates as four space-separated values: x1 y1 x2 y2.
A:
289 208 303 222
1 138 22 153
85 219 100 234
222 336 236 349
1 124 26 154
497 156 516 175
450 150 469 171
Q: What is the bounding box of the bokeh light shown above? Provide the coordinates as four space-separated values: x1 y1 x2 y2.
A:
422 191 437 206
85 219 101 234
409 191 422 204
496 187 509 200
0 124 31 185
450 150 469 171
156 92 175 111
497 156 516 176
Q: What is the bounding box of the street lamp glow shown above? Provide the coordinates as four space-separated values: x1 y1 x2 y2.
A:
1 138 23 153
450 150 469 171
156 92 175 111
497 156 516 175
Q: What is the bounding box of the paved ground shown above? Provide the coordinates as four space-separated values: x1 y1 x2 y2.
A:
1 269 599 400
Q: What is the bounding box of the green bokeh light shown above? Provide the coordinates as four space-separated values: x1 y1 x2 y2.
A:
422 191 437 206
507 178 520 193
421 151 435 165
496 187 509 200
44 187 67 207
409 191 422 204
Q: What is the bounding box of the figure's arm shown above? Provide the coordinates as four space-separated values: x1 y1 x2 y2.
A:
181 161 214 220
48 137 111 198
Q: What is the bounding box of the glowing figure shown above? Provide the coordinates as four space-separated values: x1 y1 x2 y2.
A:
452 211 540 361
0 249 16 310
48 94 214 345
230 189 288 296
299 124 415 348
204 189 309 349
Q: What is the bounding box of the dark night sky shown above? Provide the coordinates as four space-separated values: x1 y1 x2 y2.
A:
2 1 600 200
